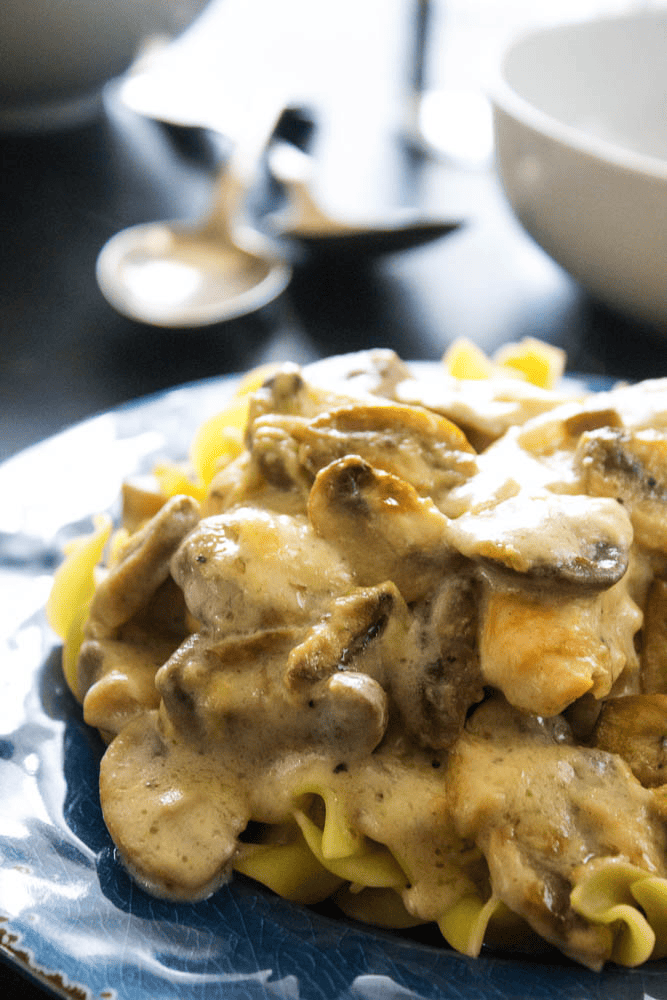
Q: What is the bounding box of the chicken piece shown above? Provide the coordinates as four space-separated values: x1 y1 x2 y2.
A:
642 577 667 693
307 456 455 602
445 491 632 589
479 576 642 717
387 573 484 750
448 696 667 969
576 426 667 551
88 495 200 637
157 628 389 759
592 694 667 787
170 507 353 633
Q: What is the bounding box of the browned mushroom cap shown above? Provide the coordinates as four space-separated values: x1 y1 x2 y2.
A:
308 456 455 602
248 399 477 502
575 426 667 551
299 402 477 496
592 694 667 787
100 710 249 901
316 670 389 756
642 577 667 694
284 582 407 692
386 574 484 750
444 492 632 589
88 495 200 636
157 628 299 743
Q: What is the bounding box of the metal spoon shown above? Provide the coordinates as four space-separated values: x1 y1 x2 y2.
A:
96 102 292 328
264 139 462 257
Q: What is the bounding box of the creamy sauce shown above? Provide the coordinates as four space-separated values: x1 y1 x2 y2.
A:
73 351 667 969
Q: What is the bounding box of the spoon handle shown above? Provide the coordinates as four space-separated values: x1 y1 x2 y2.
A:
206 97 292 244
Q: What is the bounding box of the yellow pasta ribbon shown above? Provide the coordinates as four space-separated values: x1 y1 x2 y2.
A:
294 785 364 860
290 785 406 889
334 885 426 929
443 339 494 381
494 337 566 390
233 824 344 905
628 876 667 959
570 860 657 967
443 336 565 389
153 462 206 503
46 514 112 696
293 806 405 888
189 363 280 488
438 893 504 958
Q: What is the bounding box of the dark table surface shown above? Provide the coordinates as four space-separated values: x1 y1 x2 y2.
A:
1 1 667 995
2 0 666 469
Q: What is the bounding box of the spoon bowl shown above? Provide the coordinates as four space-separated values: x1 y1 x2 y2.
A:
96 219 291 327
96 100 292 327
266 140 462 256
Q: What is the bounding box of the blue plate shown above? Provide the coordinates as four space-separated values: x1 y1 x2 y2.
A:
1 372 666 999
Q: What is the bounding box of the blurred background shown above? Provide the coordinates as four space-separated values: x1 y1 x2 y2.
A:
2 0 667 464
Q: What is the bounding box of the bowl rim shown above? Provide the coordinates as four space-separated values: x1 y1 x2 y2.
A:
488 9 667 184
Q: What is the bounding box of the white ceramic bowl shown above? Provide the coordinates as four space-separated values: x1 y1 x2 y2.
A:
491 11 667 330
0 0 211 133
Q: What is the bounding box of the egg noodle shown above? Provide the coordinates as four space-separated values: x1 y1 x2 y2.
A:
48 339 667 969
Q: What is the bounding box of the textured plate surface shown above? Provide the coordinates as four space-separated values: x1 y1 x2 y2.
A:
1 372 667 999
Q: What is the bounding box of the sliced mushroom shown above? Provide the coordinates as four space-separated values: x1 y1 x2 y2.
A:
316 671 389 755
248 414 313 494
284 582 407 692
298 402 477 499
576 426 667 551
245 362 373 448
387 573 484 750
77 573 192 733
170 507 353 633
88 494 200 636
308 456 455 602
99 710 249 901
445 492 632 590
592 694 667 787
642 577 667 693
157 628 300 745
